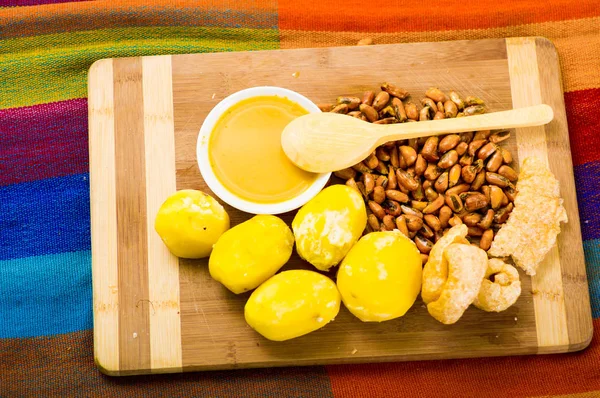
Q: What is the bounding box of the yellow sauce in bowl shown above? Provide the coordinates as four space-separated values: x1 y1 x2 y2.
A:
209 96 319 204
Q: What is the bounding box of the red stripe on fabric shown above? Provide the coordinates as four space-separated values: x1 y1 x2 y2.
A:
278 0 600 32
328 318 600 397
0 330 334 397
0 99 88 186
566 88 600 166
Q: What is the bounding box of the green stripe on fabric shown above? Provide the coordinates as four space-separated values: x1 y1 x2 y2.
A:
0 26 279 109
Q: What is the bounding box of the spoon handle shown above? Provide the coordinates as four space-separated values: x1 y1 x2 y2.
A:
375 104 554 145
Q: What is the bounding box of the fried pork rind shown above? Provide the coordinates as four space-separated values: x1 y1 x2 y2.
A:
488 157 568 275
473 258 521 312
426 243 488 324
422 224 469 304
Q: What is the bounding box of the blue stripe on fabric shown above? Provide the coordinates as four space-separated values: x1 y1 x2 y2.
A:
584 239 600 319
0 250 92 338
574 162 600 241
0 173 90 261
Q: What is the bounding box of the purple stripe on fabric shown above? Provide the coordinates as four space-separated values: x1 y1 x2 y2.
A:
0 99 88 186
0 0 92 7
574 161 600 241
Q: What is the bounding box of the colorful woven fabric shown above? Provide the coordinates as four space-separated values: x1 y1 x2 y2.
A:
1 1 599 396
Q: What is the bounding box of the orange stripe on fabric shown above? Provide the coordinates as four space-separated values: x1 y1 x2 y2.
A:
279 17 600 49
327 318 600 398
554 35 600 94
280 19 600 93
278 0 600 32
535 393 600 398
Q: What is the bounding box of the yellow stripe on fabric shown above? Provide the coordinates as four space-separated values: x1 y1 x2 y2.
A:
0 26 279 109
279 16 600 93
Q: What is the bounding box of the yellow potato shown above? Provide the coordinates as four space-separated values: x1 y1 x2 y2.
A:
154 190 229 259
244 270 341 341
337 231 422 322
209 215 294 294
292 184 367 271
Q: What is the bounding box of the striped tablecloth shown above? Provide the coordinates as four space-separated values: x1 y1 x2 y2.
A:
1 1 599 397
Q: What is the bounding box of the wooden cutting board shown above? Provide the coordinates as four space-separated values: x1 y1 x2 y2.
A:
88 37 592 376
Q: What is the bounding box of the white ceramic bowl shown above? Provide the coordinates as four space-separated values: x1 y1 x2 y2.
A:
197 86 331 215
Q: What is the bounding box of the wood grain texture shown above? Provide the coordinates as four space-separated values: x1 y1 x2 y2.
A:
113 57 152 373
89 38 591 375
172 39 532 370
89 58 119 374
141 56 183 372
506 37 571 352
534 37 593 351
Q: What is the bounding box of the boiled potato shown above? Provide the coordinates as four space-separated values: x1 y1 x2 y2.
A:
154 190 229 258
209 215 294 294
337 231 422 322
292 185 367 271
245 270 341 341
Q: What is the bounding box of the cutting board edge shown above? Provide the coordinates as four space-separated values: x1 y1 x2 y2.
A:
533 36 593 352
94 344 557 376
541 36 593 352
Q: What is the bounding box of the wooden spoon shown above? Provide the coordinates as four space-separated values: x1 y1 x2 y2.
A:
281 104 554 173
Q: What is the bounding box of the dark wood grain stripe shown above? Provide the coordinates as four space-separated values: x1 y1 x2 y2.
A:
113 57 151 372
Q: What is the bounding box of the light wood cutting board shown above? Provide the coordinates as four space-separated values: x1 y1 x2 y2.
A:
88 37 592 376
